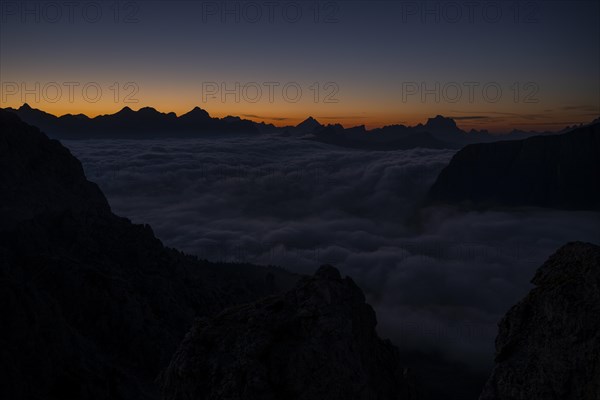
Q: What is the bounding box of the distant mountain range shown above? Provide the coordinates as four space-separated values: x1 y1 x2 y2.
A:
308 115 580 150
3 104 597 151
3 103 260 139
309 122 451 150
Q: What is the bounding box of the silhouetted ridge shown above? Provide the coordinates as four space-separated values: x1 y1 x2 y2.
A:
2 104 259 138
162 264 418 400
311 122 452 150
0 110 110 232
6 105 590 146
179 106 211 121
480 242 600 400
308 114 587 150
295 116 322 131
422 115 461 134
429 122 600 210
116 106 134 114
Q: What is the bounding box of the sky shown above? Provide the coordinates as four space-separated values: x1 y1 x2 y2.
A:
1 0 599 131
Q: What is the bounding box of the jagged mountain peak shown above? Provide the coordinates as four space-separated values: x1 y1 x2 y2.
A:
180 106 211 119
117 105 134 114
293 116 323 135
424 115 460 131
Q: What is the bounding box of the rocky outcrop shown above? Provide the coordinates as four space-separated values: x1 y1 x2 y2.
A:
0 109 298 400
429 123 600 210
162 265 417 400
480 242 600 400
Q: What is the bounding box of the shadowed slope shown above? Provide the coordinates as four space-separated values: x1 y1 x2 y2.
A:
480 242 600 400
429 123 600 210
162 265 418 400
0 110 297 399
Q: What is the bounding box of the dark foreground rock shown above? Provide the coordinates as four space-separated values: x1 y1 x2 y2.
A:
1 110 417 400
480 242 600 400
429 123 600 210
162 265 417 400
0 109 298 400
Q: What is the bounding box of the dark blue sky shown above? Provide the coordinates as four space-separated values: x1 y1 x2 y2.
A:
1 0 598 130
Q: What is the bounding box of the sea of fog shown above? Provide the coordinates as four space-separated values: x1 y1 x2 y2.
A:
64 135 600 371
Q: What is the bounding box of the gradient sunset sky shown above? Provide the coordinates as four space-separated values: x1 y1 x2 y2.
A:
1 0 599 132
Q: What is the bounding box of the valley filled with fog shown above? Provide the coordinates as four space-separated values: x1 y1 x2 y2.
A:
66 136 600 372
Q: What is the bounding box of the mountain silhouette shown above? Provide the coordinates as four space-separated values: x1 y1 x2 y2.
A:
307 114 565 150
178 106 211 123
428 121 600 210
417 115 462 136
4 104 574 146
310 122 454 150
296 116 322 132
3 104 259 138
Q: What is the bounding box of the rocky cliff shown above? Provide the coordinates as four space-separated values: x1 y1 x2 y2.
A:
1 109 415 400
480 242 600 400
162 265 417 400
429 123 600 210
0 109 297 400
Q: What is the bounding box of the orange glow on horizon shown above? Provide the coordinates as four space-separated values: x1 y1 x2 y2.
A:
0 99 597 134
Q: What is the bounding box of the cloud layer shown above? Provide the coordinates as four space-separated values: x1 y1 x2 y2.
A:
65 136 600 369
